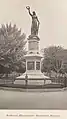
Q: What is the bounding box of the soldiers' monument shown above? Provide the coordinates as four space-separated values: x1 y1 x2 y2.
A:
14 6 49 85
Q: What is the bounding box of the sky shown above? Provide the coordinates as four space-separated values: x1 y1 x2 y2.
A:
0 0 67 49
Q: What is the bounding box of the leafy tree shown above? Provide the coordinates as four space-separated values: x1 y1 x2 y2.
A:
0 23 26 76
60 63 67 74
42 46 64 76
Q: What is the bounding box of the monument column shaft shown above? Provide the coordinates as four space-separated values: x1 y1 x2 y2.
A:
28 40 39 51
34 61 36 70
40 61 41 71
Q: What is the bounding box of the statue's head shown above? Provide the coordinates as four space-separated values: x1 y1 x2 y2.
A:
32 11 36 15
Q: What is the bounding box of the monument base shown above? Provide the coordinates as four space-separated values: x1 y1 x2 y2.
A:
14 71 49 85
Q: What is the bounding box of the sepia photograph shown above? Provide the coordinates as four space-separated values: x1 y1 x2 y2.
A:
0 0 67 111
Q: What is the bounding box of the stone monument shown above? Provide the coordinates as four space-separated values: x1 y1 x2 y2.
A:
14 6 49 85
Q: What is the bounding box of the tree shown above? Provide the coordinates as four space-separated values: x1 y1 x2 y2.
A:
0 23 26 76
42 46 64 76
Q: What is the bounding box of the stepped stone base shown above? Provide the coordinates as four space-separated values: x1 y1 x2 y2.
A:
14 80 44 85
14 71 50 85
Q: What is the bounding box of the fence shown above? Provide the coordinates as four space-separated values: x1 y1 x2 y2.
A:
0 77 65 89
0 77 14 84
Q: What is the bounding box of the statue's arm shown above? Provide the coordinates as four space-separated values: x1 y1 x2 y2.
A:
26 6 32 17
28 9 32 17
